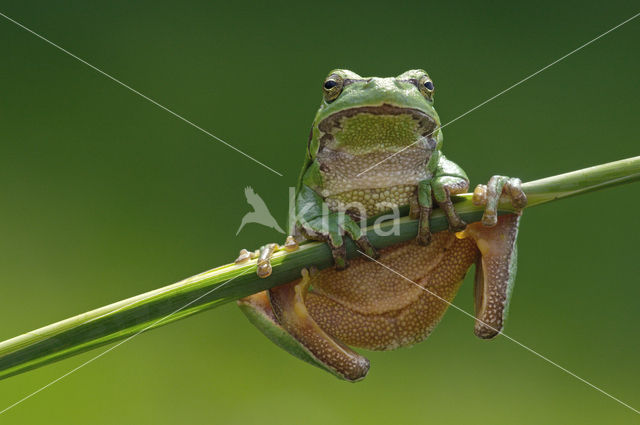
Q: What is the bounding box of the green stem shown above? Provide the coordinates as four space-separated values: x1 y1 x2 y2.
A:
0 156 638 380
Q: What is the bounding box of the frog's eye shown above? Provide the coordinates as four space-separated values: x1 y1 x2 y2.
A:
323 74 344 102
418 75 435 99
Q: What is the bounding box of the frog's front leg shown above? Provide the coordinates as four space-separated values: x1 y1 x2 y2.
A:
237 269 369 381
417 154 469 244
294 184 376 269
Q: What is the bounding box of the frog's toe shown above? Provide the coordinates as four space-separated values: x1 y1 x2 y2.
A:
505 177 527 210
283 235 300 252
302 227 348 269
474 175 528 228
441 208 467 232
416 205 433 245
257 243 279 278
234 248 253 264
481 210 498 228
355 235 378 259
331 242 348 270
416 231 432 246
431 176 469 233
341 218 377 259
448 218 467 233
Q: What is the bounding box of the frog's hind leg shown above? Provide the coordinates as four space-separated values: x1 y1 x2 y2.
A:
267 270 370 381
238 282 369 382
459 214 521 338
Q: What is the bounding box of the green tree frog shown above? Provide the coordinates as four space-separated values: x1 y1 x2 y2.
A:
236 69 527 381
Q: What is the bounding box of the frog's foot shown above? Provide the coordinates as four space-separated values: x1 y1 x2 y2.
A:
431 176 469 235
233 244 278 278
298 213 377 270
237 268 369 382
473 175 527 227
458 214 521 338
269 269 370 381
234 236 301 279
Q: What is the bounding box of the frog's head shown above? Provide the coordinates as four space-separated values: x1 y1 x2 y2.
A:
310 69 441 157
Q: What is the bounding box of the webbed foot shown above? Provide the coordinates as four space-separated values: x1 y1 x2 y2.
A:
237 268 370 381
458 214 521 338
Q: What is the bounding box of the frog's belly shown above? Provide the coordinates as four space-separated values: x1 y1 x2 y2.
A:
325 185 416 217
317 145 430 217
305 232 478 350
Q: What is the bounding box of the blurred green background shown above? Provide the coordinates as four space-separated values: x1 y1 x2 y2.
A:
1 0 639 423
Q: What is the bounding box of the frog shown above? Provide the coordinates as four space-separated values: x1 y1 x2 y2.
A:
235 69 527 381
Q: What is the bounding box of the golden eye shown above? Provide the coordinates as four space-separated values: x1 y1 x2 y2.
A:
418 75 434 99
323 74 344 102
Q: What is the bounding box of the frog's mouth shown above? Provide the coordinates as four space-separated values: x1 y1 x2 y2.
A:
317 103 438 139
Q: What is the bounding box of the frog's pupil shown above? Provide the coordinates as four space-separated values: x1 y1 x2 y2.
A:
424 81 434 91
324 80 338 89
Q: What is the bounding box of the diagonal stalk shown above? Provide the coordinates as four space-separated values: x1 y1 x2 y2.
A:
0 156 638 380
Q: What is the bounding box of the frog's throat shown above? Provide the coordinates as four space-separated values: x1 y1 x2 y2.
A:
317 103 438 143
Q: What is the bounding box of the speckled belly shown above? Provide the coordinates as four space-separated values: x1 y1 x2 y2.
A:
325 184 416 217
305 232 479 350
318 143 431 218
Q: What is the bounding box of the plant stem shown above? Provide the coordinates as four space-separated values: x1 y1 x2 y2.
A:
0 156 638 380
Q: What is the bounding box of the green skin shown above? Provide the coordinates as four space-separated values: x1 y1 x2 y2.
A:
292 69 471 267
239 69 527 381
